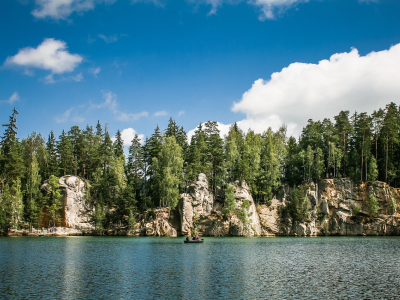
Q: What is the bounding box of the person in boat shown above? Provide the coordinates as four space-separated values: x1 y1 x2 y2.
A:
192 235 196 240
186 236 189 241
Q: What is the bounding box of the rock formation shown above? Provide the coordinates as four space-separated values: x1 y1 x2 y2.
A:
40 175 93 230
180 173 214 236
37 174 400 237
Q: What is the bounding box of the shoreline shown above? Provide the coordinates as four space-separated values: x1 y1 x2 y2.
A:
3 227 399 238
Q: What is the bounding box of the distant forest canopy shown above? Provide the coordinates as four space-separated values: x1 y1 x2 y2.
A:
1 102 400 232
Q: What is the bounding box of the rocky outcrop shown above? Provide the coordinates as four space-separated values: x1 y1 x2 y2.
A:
133 208 177 237
277 178 400 236
35 174 400 237
179 174 263 237
59 176 93 230
180 173 214 236
40 176 93 230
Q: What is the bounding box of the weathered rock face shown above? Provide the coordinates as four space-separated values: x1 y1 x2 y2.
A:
40 174 400 237
40 176 93 230
59 176 93 230
133 208 177 237
180 173 214 236
276 178 400 236
180 175 263 237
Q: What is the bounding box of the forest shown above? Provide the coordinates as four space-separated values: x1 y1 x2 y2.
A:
0 102 400 234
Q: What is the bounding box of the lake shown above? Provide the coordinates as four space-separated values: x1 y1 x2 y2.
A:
1 236 400 299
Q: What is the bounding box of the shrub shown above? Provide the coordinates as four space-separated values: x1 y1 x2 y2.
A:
222 184 236 217
352 205 360 216
388 198 397 215
367 194 379 217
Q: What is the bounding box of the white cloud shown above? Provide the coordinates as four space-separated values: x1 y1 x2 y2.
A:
90 67 101 77
43 74 55 84
55 107 85 123
55 108 72 123
1 92 20 105
32 0 116 20
72 72 83 82
97 34 127 44
191 0 307 19
91 91 149 122
131 0 165 7
5 38 83 74
118 128 145 146
42 72 83 84
178 110 185 117
91 91 118 112
154 110 168 117
117 111 149 121
232 43 400 138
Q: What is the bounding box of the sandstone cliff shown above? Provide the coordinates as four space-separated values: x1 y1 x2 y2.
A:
40 175 93 230
38 174 400 237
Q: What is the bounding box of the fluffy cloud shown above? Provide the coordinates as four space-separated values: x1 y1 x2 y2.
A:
32 0 116 20
178 110 185 117
5 38 83 74
118 128 145 146
1 92 20 105
232 43 400 138
154 110 168 117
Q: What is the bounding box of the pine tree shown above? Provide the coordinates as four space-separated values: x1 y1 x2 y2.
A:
204 121 224 195
128 134 144 198
57 130 73 176
0 108 25 182
46 131 58 177
152 136 183 208
113 129 124 159
22 132 43 231
44 175 63 227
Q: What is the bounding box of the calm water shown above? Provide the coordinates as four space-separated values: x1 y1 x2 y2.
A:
1 237 400 299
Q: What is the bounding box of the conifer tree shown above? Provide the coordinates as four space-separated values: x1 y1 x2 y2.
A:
0 108 25 182
204 121 224 195
128 134 144 198
46 131 58 177
57 130 73 176
152 136 183 208
113 129 124 159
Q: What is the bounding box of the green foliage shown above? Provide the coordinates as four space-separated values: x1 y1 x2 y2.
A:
367 194 379 217
44 175 63 227
241 200 251 211
352 205 360 216
152 136 183 209
286 185 309 222
222 184 236 217
388 198 397 215
128 210 136 232
237 209 249 226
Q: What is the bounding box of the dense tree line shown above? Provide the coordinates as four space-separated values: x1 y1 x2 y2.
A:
1 103 400 233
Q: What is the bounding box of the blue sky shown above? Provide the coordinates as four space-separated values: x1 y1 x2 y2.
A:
1 0 400 144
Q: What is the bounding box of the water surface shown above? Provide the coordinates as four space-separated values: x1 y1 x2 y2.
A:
1 236 400 299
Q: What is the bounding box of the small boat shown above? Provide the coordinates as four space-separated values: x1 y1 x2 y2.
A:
184 239 204 243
